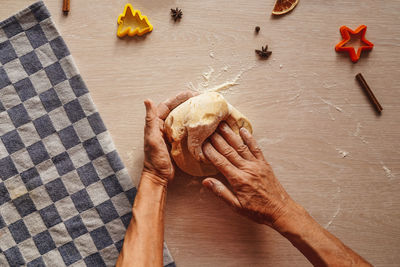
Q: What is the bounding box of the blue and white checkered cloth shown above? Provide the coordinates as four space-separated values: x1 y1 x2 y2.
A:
0 2 175 266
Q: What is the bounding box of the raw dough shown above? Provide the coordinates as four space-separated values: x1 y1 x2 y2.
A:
164 92 252 176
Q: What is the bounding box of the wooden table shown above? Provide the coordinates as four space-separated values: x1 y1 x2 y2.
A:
2 1 400 266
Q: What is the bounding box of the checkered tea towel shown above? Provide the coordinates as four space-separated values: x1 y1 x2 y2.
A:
0 2 175 266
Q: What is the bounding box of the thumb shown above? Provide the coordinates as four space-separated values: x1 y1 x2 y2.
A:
144 99 158 127
202 178 241 210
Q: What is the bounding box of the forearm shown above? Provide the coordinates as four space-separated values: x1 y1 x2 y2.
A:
116 172 167 267
273 201 372 267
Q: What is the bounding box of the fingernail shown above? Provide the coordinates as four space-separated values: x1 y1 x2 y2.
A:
221 123 229 132
240 127 248 134
144 100 151 109
204 180 213 188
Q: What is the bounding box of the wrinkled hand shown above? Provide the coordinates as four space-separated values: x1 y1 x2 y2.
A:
142 91 197 185
202 122 293 227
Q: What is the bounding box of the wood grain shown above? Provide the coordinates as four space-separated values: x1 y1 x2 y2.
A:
1 0 400 266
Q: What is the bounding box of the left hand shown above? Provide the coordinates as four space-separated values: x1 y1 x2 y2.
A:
142 91 198 185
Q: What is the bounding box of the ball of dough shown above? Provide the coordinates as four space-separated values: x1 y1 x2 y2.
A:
164 92 252 176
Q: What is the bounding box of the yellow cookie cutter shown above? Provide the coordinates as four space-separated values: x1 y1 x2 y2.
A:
117 4 153 37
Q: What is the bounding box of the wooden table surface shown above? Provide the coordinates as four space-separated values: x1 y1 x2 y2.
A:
2 0 400 266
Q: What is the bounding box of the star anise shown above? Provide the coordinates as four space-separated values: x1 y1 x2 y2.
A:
255 45 272 59
171 8 182 21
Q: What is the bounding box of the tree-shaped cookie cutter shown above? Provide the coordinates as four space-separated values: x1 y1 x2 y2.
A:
117 4 153 37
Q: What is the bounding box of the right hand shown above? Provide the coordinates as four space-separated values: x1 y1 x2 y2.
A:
203 122 374 267
202 122 295 227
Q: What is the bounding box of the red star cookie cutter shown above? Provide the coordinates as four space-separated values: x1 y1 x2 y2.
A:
335 25 374 63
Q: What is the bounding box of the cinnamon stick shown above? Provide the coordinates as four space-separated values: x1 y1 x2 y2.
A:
63 0 70 15
356 73 383 114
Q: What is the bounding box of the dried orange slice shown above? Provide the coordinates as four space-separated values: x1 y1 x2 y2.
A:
272 0 299 15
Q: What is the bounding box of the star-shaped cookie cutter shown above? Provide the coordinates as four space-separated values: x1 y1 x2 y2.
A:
117 4 153 37
335 25 374 63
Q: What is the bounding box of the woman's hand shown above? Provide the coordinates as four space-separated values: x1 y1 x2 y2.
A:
201 122 372 267
202 122 294 227
142 91 197 185
117 91 198 267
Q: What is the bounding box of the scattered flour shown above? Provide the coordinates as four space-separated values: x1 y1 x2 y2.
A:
126 150 135 161
288 89 302 102
320 97 343 112
200 67 215 87
324 184 342 229
208 80 239 92
188 64 255 94
352 122 368 144
325 204 341 229
353 122 362 137
382 165 395 180
257 136 286 146
322 81 337 89
336 149 349 158
202 67 214 81
214 65 230 80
